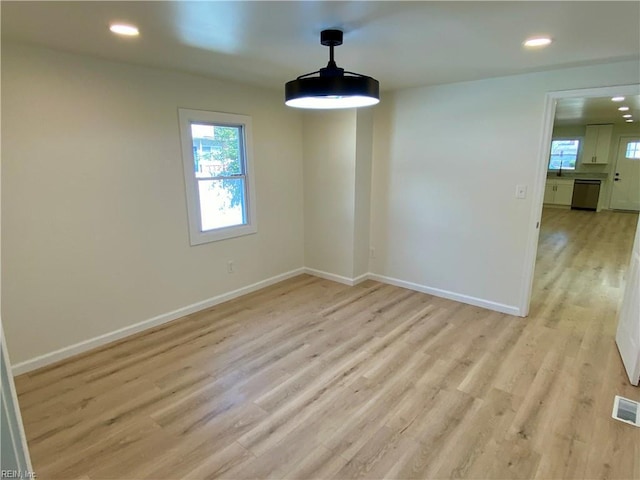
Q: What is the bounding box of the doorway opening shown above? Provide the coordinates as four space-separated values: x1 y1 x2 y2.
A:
521 84 640 317
521 84 640 384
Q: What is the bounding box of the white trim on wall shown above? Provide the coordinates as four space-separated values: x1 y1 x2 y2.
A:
178 109 258 246
368 273 521 316
13 266 522 375
302 268 368 286
303 269 519 314
11 268 304 375
1 329 33 472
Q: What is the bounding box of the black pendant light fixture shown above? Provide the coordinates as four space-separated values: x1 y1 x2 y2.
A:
285 29 380 109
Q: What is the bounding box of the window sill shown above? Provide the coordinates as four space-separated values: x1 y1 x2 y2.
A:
189 223 257 246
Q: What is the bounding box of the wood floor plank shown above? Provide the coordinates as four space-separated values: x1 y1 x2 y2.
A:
179 442 255 480
282 444 348 480
14 208 640 479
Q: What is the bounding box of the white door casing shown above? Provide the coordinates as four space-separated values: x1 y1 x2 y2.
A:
616 217 640 386
610 137 640 212
1 328 33 473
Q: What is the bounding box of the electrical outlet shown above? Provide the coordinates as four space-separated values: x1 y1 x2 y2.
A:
227 260 234 273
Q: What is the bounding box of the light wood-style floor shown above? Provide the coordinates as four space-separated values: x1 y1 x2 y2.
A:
15 208 640 479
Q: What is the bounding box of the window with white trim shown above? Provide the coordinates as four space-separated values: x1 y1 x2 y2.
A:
178 109 257 245
548 138 580 170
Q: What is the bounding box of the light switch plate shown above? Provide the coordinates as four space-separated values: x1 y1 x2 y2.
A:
516 185 527 199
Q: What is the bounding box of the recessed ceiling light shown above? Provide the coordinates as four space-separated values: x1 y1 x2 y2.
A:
618 106 630 111
109 23 139 36
523 37 552 48
626 119 634 123
612 96 625 102
623 114 633 118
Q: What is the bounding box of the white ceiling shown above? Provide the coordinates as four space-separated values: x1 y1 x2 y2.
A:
555 95 640 127
2 1 639 94
0 1 640 124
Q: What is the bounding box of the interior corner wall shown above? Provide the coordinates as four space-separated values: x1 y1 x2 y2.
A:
370 59 640 312
353 109 374 278
302 110 357 279
1 42 305 365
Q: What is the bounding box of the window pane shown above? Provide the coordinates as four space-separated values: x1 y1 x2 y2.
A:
549 139 579 170
179 109 255 245
626 142 640 159
191 124 243 178
198 178 246 232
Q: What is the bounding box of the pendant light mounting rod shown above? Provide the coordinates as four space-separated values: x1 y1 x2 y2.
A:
320 30 344 77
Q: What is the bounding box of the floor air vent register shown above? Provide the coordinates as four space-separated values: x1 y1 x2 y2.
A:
612 396 640 427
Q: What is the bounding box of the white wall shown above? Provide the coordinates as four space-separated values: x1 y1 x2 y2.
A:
353 109 374 278
370 60 640 313
302 109 374 281
1 43 304 365
303 110 357 279
3 41 639 369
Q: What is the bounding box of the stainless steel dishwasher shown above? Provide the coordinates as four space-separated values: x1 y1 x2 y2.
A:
571 179 600 211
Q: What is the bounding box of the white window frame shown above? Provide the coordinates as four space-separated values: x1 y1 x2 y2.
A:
548 137 582 171
178 108 257 245
626 141 640 159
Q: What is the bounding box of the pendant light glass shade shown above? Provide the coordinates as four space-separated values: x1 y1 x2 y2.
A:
285 30 379 109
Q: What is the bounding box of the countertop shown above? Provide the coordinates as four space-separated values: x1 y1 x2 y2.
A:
546 171 608 180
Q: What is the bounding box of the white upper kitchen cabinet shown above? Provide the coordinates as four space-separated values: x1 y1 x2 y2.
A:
582 124 613 165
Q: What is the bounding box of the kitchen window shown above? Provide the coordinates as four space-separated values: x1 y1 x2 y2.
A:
178 109 257 245
548 139 580 170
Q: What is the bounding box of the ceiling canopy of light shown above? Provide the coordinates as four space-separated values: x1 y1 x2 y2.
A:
285 29 380 110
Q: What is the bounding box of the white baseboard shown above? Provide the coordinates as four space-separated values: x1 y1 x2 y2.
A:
303 269 520 315
303 268 357 286
352 273 369 285
12 266 521 375
12 268 305 376
367 273 522 317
